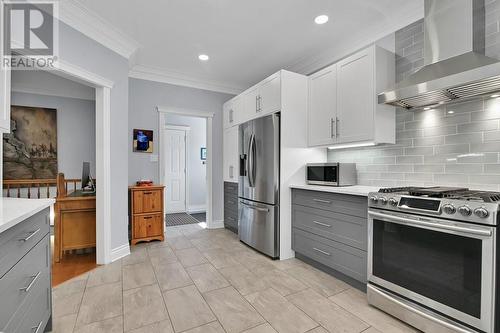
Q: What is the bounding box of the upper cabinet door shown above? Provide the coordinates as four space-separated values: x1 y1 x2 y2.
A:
336 47 375 143
0 66 10 132
308 64 338 147
259 74 281 115
223 100 233 129
242 87 260 122
223 126 239 183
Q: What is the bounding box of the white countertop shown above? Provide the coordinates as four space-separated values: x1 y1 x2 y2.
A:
290 184 380 197
0 198 55 234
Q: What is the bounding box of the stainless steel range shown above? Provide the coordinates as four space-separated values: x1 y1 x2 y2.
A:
367 186 499 333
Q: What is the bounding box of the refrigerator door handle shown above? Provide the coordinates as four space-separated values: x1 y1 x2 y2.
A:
247 134 255 187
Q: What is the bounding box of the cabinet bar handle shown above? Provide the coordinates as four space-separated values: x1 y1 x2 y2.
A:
336 117 339 137
18 228 41 242
330 118 335 138
32 321 43 333
143 216 153 219
20 271 41 292
313 221 331 228
313 198 331 204
143 192 153 195
313 248 331 256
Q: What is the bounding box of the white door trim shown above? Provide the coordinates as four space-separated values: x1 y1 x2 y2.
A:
46 62 115 265
157 107 216 228
163 125 190 214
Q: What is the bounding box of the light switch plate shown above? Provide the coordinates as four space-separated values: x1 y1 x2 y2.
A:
150 154 158 162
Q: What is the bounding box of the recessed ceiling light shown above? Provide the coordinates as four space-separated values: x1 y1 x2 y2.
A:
424 107 432 110
491 94 500 98
198 54 209 61
314 15 329 25
447 110 455 114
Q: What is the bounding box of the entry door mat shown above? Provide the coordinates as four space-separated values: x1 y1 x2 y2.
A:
189 213 206 222
165 213 200 226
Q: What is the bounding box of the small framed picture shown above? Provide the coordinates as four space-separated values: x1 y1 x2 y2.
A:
200 147 207 160
133 129 154 153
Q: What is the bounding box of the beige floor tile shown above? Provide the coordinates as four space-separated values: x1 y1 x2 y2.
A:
362 328 383 333
53 291 84 318
190 238 223 251
234 250 277 271
271 258 311 271
148 246 178 267
52 313 77 333
254 267 307 296
182 321 226 333
285 266 350 297
186 263 230 293
168 236 194 250
53 276 88 299
87 260 122 287
122 248 149 266
73 316 123 333
75 282 122 327
243 323 278 333
146 239 170 249
329 289 418 333
287 289 369 333
122 261 156 290
246 288 318 333
218 264 269 295
204 286 265 333
128 319 174 333
153 261 193 291
306 327 329 333
203 248 241 269
162 285 216 332
123 284 169 331
175 247 208 267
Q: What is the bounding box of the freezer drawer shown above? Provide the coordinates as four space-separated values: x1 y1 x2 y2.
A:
238 199 279 258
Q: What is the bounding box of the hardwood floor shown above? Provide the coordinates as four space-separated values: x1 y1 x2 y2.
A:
51 235 98 286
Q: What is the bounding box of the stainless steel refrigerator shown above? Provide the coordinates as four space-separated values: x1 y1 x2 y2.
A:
238 113 280 259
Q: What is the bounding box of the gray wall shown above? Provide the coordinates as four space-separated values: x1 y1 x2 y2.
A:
165 114 207 212
11 92 96 179
128 78 233 222
328 11 500 191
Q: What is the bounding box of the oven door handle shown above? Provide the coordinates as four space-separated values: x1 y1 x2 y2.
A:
368 211 492 237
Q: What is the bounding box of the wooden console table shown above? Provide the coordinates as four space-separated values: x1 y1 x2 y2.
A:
129 185 165 245
54 174 96 263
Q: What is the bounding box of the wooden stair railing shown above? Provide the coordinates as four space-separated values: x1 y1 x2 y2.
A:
3 178 88 199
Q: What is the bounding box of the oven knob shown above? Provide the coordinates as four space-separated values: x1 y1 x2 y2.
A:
369 196 378 204
458 206 472 217
379 197 388 205
388 198 398 206
474 207 489 218
442 204 456 215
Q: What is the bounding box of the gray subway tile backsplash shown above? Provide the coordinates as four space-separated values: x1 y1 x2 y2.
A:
327 15 500 191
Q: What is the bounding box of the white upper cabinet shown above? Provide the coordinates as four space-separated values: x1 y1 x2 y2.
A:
308 65 338 147
0 66 11 132
258 73 281 116
242 86 260 123
223 97 242 129
223 126 239 183
308 44 395 148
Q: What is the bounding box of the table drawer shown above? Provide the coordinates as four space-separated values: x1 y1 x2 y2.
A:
133 189 162 214
133 214 163 238
292 205 367 250
0 234 50 329
0 208 49 279
292 189 367 218
292 228 367 283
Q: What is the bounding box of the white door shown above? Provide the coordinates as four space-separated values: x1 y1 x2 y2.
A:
165 129 187 213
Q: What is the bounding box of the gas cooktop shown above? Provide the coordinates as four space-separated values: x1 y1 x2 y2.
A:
378 186 500 203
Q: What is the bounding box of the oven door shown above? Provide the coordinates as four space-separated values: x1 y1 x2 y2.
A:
368 209 496 332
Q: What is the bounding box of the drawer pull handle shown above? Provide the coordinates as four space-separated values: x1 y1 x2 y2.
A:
143 216 153 219
228 217 235 221
313 221 331 228
313 198 331 204
32 320 43 333
313 248 331 256
20 271 41 293
143 192 153 195
18 228 41 242
228 201 235 204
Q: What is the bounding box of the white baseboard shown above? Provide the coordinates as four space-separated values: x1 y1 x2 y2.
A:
187 205 206 214
209 219 224 229
110 243 130 262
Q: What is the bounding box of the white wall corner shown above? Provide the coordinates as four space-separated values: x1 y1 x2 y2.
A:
209 220 225 229
187 205 207 214
110 243 131 262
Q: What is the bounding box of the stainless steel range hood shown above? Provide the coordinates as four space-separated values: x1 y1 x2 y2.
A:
378 0 500 110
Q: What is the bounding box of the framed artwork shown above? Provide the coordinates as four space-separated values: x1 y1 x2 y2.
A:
3 105 58 179
133 129 154 153
200 147 207 160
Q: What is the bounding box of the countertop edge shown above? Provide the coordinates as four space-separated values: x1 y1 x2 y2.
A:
289 184 380 197
0 198 55 234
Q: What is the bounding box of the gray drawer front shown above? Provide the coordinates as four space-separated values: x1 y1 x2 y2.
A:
292 228 367 283
292 189 367 218
0 208 50 279
224 182 238 233
0 234 50 330
292 205 367 251
224 182 238 195
224 195 238 214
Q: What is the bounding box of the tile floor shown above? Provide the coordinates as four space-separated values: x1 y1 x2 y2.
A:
51 224 419 333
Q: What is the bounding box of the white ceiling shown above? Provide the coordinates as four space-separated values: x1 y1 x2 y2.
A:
77 0 423 93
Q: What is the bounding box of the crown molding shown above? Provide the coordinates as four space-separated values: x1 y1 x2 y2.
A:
129 65 243 95
286 3 425 75
59 0 140 60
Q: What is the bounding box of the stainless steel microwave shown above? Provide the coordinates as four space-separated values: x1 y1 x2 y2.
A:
306 163 357 186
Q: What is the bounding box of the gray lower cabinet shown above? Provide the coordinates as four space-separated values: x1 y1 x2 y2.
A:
224 182 238 233
292 189 368 286
0 208 52 333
